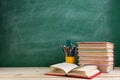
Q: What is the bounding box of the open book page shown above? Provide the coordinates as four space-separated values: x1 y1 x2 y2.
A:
47 68 65 75
72 65 97 71
68 69 100 77
50 62 78 74
68 65 100 77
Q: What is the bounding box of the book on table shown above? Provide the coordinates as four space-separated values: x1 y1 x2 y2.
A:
79 56 114 61
78 52 114 56
97 64 114 73
79 60 113 65
78 42 114 48
45 62 101 79
78 47 114 52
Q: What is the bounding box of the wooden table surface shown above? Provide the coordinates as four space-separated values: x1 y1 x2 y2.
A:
0 67 120 80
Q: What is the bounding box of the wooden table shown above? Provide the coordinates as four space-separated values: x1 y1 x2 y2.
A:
0 67 120 80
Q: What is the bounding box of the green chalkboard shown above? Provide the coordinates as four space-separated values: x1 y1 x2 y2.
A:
0 0 120 67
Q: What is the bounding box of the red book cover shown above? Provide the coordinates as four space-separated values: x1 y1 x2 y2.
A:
45 71 102 79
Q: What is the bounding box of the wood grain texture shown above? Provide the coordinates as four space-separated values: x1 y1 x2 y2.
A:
0 67 119 80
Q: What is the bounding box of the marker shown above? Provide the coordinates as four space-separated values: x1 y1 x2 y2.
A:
68 47 70 54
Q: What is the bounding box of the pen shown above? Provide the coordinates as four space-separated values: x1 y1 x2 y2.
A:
68 47 70 54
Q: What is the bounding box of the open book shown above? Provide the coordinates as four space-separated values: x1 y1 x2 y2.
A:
45 62 101 79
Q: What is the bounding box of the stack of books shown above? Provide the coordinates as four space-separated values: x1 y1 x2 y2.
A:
78 42 114 73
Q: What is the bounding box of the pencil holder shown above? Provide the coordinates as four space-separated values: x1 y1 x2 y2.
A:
65 56 75 64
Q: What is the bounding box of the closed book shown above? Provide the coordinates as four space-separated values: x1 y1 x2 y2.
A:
78 48 113 52
78 47 113 51
79 60 114 65
79 56 114 61
79 64 114 73
78 52 114 56
98 64 114 73
78 42 114 48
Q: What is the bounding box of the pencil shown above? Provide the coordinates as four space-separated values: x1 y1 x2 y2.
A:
63 45 68 56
